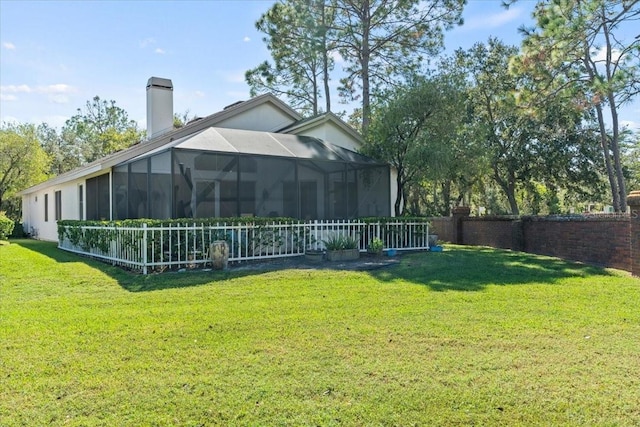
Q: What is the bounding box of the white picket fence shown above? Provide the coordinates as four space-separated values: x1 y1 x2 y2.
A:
58 219 430 274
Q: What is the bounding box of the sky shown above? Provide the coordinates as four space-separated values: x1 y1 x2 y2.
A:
1 0 638 131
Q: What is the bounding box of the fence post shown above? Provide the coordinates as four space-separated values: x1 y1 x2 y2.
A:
628 190 640 277
142 223 148 275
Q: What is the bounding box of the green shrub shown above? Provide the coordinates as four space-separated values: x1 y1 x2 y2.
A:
0 212 15 240
323 234 359 250
367 237 384 253
11 221 24 238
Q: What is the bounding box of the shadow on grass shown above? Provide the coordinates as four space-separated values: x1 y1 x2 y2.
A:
370 245 615 291
10 240 616 293
9 239 260 292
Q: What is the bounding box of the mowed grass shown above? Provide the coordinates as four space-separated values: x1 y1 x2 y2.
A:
1 240 639 426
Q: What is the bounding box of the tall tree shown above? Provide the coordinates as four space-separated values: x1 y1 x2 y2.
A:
0 123 50 219
246 0 335 116
511 0 640 211
36 123 81 175
460 39 602 215
332 0 465 133
363 74 464 215
621 130 640 192
61 96 143 165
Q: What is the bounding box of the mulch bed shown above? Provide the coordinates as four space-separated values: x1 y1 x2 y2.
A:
228 252 402 273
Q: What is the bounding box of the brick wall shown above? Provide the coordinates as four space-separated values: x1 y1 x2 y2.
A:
429 217 454 243
430 214 632 273
463 217 518 249
521 216 630 271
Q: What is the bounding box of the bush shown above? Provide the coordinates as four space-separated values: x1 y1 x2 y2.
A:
367 238 384 254
0 212 15 240
11 221 25 238
323 234 359 250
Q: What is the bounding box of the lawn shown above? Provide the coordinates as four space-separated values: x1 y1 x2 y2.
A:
1 239 639 426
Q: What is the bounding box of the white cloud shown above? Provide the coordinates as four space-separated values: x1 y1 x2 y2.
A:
462 7 523 31
2 42 16 50
243 36 251 42
139 37 156 48
0 83 76 102
49 94 70 104
40 83 75 94
194 91 205 98
1 84 33 94
155 48 166 54
621 119 639 130
591 46 622 63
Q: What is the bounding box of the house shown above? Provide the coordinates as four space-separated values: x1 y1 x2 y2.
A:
19 77 394 241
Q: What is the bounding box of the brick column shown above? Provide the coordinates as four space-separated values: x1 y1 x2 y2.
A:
628 190 640 277
451 206 471 245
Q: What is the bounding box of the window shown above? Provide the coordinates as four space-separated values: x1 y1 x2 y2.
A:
78 185 84 220
55 190 62 220
44 194 49 222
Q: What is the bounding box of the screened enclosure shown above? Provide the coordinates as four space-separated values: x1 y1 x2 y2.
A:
109 127 390 221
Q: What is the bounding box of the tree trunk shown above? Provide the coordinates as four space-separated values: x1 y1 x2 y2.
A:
494 168 519 215
506 187 519 216
582 40 621 211
602 15 627 211
594 103 620 211
360 0 371 134
321 3 331 113
394 171 403 217
441 180 452 216
402 187 408 215
312 73 319 116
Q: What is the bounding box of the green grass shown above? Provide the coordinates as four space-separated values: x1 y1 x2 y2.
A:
1 239 639 426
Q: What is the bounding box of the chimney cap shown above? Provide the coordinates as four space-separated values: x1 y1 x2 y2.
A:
147 77 173 90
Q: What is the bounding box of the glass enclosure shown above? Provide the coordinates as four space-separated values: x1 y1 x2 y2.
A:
86 173 110 220
110 140 390 221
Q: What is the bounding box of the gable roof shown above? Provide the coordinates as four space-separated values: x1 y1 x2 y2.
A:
123 127 382 166
19 94 303 195
278 111 363 142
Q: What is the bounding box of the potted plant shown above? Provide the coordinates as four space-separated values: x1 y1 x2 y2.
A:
367 237 384 256
323 234 360 261
304 248 325 263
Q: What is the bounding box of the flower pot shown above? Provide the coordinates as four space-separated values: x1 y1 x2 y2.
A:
305 250 325 263
326 248 360 262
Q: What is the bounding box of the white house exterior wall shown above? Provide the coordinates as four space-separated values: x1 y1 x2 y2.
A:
215 103 296 132
295 121 358 152
22 178 85 242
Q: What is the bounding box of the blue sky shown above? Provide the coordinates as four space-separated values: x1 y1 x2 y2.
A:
1 0 637 131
